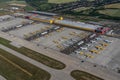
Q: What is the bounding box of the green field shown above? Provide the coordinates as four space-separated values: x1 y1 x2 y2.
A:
48 0 77 3
105 3 120 9
0 2 8 8
0 49 50 80
0 37 66 70
0 0 35 12
0 11 13 16
98 9 120 17
71 70 103 80
7 0 26 4
74 7 92 12
48 0 95 3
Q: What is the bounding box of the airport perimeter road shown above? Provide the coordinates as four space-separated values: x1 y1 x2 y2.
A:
0 75 6 80
0 32 120 80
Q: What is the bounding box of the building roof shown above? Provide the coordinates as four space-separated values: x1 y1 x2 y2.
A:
29 11 58 16
55 20 102 30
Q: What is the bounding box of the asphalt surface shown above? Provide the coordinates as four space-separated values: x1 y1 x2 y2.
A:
0 75 6 80
0 44 74 80
0 31 120 80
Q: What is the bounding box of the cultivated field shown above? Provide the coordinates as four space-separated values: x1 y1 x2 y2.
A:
99 9 120 17
48 0 77 3
105 3 120 9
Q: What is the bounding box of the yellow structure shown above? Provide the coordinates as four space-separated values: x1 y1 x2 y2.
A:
90 50 99 54
60 27 64 30
79 52 84 55
59 17 64 20
69 32 77 36
30 17 51 23
49 20 54 24
56 45 63 49
29 16 95 33
61 36 68 39
101 43 108 47
95 46 104 50
85 54 94 58
53 40 59 44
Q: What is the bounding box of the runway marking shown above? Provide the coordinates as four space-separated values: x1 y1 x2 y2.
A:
0 54 32 76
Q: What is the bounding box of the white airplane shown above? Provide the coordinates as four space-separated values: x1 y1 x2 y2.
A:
91 40 97 43
86 44 92 47
95 37 102 40
104 40 113 43
75 50 80 54
80 47 88 50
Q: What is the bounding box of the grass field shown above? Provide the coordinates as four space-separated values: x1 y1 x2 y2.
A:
48 0 77 3
7 1 26 4
7 0 26 4
0 11 13 16
0 49 50 80
71 70 103 80
0 0 35 12
98 9 120 17
74 7 92 12
105 3 120 9
48 0 95 3
0 37 66 70
0 2 8 8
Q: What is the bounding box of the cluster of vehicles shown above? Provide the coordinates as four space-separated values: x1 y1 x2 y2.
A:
53 33 81 51
73 36 113 59
25 26 63 41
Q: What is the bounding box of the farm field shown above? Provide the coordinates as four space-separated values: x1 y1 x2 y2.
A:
48 0 77 3
48 0 95 3
98 9 120 17
104 3 120 9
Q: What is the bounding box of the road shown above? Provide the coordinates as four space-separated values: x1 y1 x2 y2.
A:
0 31 120 80
0 75 6 80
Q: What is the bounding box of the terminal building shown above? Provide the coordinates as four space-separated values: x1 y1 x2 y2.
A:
23 11 110 35
54 20 110 34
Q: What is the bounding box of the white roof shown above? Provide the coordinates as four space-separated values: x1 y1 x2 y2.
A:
55 20 102 30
